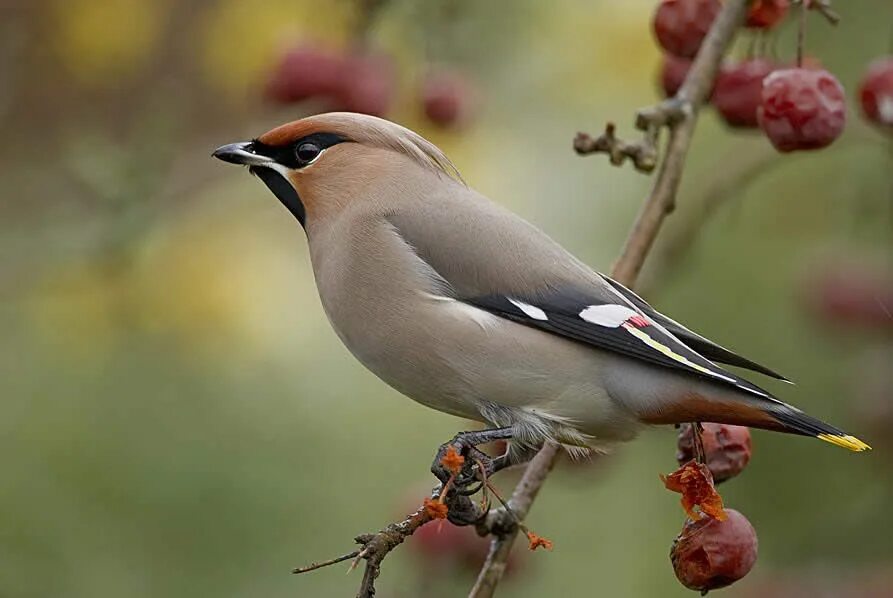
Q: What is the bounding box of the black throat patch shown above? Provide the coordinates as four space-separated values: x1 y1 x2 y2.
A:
246 132 349 228
250 166 306 227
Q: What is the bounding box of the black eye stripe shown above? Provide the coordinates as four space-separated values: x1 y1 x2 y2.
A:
251 132 348 169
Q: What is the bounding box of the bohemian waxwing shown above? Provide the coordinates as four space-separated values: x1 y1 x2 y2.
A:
213 112 869 469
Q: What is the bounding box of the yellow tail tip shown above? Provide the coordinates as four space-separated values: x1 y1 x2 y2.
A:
817 434 872 452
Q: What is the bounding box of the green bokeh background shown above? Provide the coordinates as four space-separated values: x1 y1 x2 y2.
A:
1 1 891 596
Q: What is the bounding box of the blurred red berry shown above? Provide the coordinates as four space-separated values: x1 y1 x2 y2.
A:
858 56 893 130
746 0 790 29
713 59 777 128
803 265 893 332
653 0 721 59
410 519 487 568
264 43 346 104
758 67 846 152
660 54 691 98
332 52 395 117
659 54 717 99
422 69 475 128
671 509 758 593
401 487 521 577
677 424 752 484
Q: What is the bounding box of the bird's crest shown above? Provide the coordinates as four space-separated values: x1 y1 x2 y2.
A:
257 112 464 184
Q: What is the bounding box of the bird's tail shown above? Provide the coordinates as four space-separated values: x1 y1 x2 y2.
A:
765 403 871 452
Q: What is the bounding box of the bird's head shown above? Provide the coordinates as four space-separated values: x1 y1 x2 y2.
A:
213 112 461 229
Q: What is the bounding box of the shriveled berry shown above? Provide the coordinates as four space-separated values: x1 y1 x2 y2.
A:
264 43 346 104
758 67 846 152
714 59 776 128
677 424 752 484
422 69 475 128
746 0 789 29
653 0 721 59
332 52 395 117
858 56 893 130
671 509 758 593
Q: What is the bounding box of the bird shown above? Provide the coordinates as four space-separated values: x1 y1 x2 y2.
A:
212 112 869 475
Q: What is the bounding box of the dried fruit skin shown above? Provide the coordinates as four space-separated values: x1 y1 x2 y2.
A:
746 0 789 29
714 59 776 128
440 445 465 474
653 0 721 59
671 509 758 593
677 423 752 483
662 460 726 521
526 531 554 551
858 56 893 130
758 68 846 152
423 497 449 519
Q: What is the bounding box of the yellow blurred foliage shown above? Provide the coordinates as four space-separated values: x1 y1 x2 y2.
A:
525 1 659 104
199 0 354 98
50 0 167 85
26 256 135 360
131 193 323 357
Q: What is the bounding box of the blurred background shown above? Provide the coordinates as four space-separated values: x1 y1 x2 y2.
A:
1 0 891 596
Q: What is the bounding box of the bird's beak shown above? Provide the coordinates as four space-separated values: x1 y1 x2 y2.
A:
212 141 275 167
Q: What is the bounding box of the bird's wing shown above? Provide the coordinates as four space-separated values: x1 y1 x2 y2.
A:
464 289 780 401
599 275 790 382
385 195 780 400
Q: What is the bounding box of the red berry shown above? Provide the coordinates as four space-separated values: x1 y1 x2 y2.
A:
422 69 475 128
410 519 489 569
676 424 752 483
746 0 790 29
653 0 721 59
858 56 893 130
660 54 691 98
332 52 395 117
714 59 777 128
264 43 346 104
671 509 758 593
659 54 717 99
758 67 846 152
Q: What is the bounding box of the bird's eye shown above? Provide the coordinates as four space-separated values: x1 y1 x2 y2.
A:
296 142 322 166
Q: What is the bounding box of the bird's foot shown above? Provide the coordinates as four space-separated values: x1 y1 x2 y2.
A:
430 427 513 493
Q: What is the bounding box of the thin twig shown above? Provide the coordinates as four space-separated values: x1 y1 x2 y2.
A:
803 0 840 26
797 0 807 67
468 1 752 596
292 550 361 574
610 0 750 286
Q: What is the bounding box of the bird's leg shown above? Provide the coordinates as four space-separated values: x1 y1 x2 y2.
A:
430 428 514 526
430 427 514 488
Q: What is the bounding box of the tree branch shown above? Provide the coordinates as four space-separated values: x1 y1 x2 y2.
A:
468 440 561 597
468 1 751 595
291 481 485 597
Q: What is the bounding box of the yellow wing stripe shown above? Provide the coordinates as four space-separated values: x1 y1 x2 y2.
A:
817 434 872 452
623 325 736 384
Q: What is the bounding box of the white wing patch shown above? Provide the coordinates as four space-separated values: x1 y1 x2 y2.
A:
581 301 767 395
579 304 640 328
508 298 548 321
